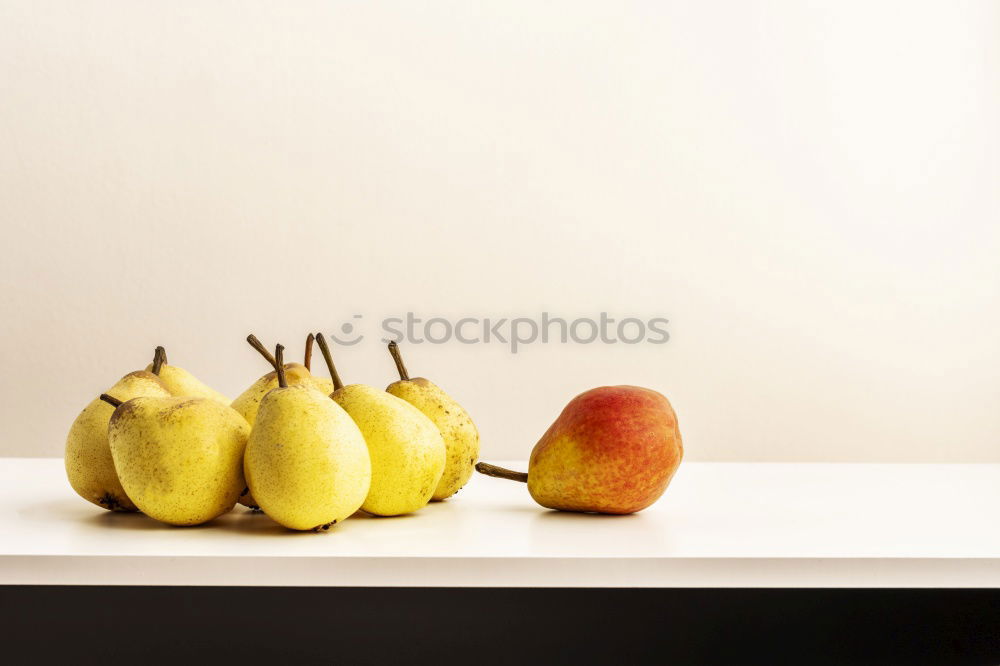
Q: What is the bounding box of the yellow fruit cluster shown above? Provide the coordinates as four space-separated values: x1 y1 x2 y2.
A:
65 336 480 531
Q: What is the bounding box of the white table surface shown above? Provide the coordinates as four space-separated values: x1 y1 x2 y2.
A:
3 458 999 588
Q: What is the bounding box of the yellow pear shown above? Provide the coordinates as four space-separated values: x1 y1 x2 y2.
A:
105 394 250 526
65 371 172 511
315 334 445 516
231 334 332 509
143 346 229 405
244 344 370 531
385 342 479 500
231 334 333 426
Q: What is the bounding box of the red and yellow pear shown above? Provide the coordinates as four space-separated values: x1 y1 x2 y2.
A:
476 385 682 514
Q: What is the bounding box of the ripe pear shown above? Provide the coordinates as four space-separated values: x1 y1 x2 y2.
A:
104 394 250 526
232 335 332 509
315 333 445 516
244 344 370 531
231 334 333 426
144 346 229 405
65 371 172 511
385 342 479 500
476 386 683 514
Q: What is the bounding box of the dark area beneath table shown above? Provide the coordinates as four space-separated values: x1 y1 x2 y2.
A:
1 586 998 665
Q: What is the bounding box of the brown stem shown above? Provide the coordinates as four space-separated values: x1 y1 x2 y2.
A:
475 462 528 483
247 334 277 367
99 394 123 408
151 346 166 375
247 333 286 391
314 332 344 391
274 344 287 388
387 341 410 381
304 333 315 371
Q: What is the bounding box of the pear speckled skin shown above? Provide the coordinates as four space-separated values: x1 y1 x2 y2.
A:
144 362 230 405
245 385 371 531
65 371 173 512
332 384 446 516
527 386 683 515
108 396 250 526
386 377 479 500
231 363 331 510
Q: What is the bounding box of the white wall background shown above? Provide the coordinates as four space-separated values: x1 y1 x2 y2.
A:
2 1 998 461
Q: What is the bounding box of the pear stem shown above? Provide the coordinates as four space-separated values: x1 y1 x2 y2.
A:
304 333 315 371
274 344 287 388
475 462 528 483
247 334 277 367
151 346 166 375
247 334 285 388
99 394 123 408
387 341 410 381
314 332 344 391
